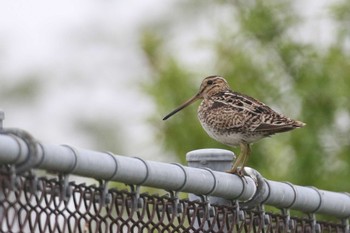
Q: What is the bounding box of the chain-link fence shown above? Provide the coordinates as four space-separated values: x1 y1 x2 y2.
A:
0 126 349 232
0 171 347 233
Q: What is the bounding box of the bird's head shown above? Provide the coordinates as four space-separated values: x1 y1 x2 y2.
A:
163 75 230 120
198 76 230 99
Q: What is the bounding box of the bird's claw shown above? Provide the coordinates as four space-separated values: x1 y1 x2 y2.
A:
225 168 248 184
236 169 245 177
225 167 244 175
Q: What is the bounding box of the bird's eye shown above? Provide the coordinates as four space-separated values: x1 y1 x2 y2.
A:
207 80 214 85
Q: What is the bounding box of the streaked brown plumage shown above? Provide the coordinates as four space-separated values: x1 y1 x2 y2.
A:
163 75 305 175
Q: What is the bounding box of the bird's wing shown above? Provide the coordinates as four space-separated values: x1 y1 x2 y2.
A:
213 91 304 133
254 122 298 133
214 91 271 112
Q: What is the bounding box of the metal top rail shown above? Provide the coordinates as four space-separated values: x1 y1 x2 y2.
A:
0 122 349 220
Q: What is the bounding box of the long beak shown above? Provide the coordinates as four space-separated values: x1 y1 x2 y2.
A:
163 93 201 120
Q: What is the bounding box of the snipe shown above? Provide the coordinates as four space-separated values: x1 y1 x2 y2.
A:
163 75 305 175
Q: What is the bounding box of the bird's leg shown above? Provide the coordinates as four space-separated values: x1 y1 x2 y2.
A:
237 143 251 176
226 142 246 174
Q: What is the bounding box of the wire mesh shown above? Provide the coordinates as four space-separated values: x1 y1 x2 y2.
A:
0 171 347 233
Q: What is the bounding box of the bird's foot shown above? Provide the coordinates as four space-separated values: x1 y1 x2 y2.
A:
237 169 248 184
236 168 245 177
225 168 248 183
225 168 237 174
225 168 245 176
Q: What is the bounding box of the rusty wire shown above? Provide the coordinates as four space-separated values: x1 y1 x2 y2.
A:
0 171 347 233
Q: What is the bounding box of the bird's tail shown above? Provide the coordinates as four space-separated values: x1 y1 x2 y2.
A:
294 120 306 128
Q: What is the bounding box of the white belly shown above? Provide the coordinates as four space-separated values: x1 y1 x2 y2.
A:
200 121 264 146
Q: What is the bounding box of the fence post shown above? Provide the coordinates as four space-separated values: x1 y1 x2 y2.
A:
187 148 235 231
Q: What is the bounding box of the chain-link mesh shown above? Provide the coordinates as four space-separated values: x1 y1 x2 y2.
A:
0 171 346 233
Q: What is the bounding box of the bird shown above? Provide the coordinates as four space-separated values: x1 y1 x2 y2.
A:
163 75 305 176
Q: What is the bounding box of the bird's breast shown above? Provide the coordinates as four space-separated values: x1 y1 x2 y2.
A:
197 100 265 146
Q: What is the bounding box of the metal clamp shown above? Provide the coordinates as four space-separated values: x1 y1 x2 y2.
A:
129 184 143 211
281 208 294 232
341 218 349 233
308 213 321 233
171 163 188 191
0 128 39 174
60 145 79 174
168 163 188 215
133 157 150 186
104 152 119 180
168 190 183 216
257 205 270 231
234 200 245 222
128 157 149 211
198 195 215 218
8 166 18 191
58 174 72 202
309 186 323 213
232 174 247 200
240 167 268 209
96 179 111 206
283 182 297 209
201 168 217 196
26 171 41 194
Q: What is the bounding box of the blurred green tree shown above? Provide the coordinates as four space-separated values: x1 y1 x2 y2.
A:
141 0 350 191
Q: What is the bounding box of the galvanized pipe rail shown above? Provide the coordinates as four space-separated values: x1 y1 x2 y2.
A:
0 130 350 219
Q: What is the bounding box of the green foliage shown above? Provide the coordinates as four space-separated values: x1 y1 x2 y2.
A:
0 75 42 103
330 0 350 41
140 0 350 191
235 0 297 43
